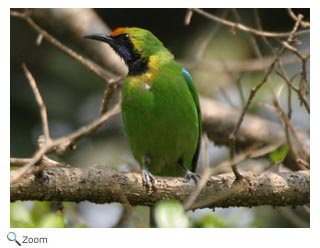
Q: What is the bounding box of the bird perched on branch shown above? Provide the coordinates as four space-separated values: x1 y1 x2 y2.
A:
85 27 201 187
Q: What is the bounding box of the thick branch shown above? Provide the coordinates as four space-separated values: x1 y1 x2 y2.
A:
181 51 309 73
200 97 309 158
10 166 309 209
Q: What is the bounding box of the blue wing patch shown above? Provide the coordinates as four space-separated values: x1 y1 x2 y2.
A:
182 68 193 88
182 68 200 116
182 68 202 172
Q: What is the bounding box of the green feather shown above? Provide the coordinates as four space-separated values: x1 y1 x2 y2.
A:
91 27 202 177
182 68 202 172
122 63 200 176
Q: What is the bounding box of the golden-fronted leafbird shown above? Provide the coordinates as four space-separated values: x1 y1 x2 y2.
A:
85 27 201 186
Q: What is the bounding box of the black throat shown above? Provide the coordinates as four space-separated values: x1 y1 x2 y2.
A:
127 56 149 76
112 34 149 76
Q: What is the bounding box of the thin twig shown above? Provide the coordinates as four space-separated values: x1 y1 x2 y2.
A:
287 82 293 120
287 9 310 28
276 67 310 113
113 207 133 228
280 32 310 114
195 9 229 61
228 12 306 179
112 179 134 228
11 10 120 84
299 56 309 111
297 158 310 169
184 9 194 25
224 9 264 113
218 61 244 110
276 207 309 227
218 85 238 109
11 9 126 183
192 8 309 38
181 50 308 73
281 41 309 61
228 54 280 178
11 95 122 183
22 64 51 143
253 9 275 56
271 90 309 168
183 142 283 209
271 87 299 167
100 83 119 115
287 13 304 43
276 36 310 114
235 73 246 109
10 158 33 166
232 9 263 60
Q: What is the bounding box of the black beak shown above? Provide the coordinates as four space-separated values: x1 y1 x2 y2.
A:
84 34 115 46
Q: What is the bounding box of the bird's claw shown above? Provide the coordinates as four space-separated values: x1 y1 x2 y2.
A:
142 169 156 190
185 170 200 183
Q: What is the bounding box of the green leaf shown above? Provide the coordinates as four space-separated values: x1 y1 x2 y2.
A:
30 201 52 225
154 200 190 228
38 213 65 228
194 214 226 228
269 145 289 164
10 202 34 227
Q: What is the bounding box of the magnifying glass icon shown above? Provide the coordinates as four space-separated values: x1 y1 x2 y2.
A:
7 232 21 246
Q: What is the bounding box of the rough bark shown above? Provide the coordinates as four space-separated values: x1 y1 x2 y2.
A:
10 166 309 210
10 9 309 209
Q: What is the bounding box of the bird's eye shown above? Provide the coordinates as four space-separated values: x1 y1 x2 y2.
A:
123 34 130 41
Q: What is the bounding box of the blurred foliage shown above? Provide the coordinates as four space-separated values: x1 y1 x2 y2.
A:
10 8 309 228
154 200 191 228
153 200 229 228
11 201 87 228
11 202 66 228
11 200 309 228
269 145 289 164
193 214 227 228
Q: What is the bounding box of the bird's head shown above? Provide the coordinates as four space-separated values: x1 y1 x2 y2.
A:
85 27 167 76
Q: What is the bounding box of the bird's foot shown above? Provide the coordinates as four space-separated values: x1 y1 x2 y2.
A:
142 168 156 190
185 170 200 183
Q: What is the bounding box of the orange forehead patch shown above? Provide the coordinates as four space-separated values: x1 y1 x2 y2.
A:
111 27 128 37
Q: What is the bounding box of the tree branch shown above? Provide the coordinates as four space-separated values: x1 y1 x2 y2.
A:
287 8 310 28
191 8 309 38
10 166 309 210
28 8 127 77
22 64 51 143
11 10 123 84
10 9 310 211
200 97 309 170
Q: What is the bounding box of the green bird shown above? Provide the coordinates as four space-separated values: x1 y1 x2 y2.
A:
85 27 201 185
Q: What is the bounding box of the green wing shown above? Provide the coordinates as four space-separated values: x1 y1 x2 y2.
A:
182 68 202 172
